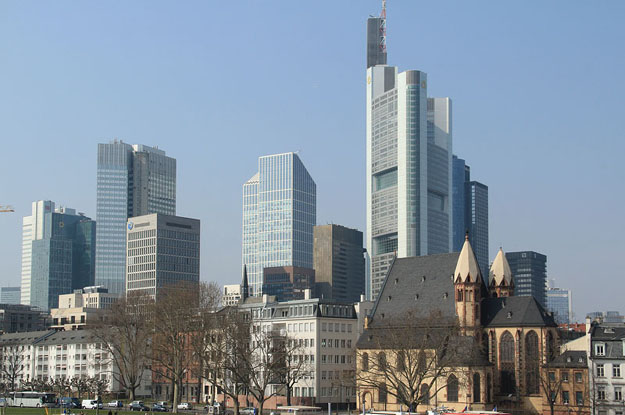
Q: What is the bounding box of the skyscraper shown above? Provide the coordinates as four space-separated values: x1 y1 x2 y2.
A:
366 7 452 300
466 181 489 276
313 224 365 302
125 213 200 299
95 140 176 294
506 251 547 307
451 156 489 276
20 201 96 310
546 284 572 324
0 287 21 305
242 152 316 297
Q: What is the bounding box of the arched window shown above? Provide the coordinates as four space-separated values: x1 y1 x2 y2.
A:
499 331 516 394
362 352 369 371
378 352 387 370
486 373 492 403
473 373 481 402
417 351 426 373
525 331 539 394
457 289 463 302
396 350 406 371
447 374 458 402
420 383 430 405
547 331 555 361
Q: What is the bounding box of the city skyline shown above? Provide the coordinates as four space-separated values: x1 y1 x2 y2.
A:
1 1 624 319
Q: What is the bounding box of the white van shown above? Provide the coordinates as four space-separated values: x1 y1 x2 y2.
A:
82 399 103 409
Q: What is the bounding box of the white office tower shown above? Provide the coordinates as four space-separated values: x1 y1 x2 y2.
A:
21 201 55 305
365 8 452 300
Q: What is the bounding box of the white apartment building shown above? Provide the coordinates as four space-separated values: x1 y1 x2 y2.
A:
50 286 119 330
0 329 151 396
589 323 625 415
223 284 242 306
237 292 373 406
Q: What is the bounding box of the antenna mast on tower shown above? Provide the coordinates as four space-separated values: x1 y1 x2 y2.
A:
379 0 387 54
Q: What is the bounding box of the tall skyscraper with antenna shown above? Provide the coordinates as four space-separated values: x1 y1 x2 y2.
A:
366 3 452 300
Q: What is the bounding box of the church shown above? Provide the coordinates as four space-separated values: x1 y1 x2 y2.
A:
356 236 558 414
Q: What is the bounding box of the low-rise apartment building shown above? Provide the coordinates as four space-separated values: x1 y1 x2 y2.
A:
589 324 625 415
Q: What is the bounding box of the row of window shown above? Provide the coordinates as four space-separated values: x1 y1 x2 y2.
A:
321 339 352 349
596 386 622 401
596 363 622 378
320 354 352 364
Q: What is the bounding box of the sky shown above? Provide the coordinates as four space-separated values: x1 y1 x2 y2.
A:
1 1 624 321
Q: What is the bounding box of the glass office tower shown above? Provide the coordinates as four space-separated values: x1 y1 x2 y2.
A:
21 201 95 310
547 285 572 324
366 13 452 300
242 152 316 296
95 140 176 294
506 251 548 307
466 181 489 277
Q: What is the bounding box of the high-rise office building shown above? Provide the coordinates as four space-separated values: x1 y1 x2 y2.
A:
451 156 489 276
20 201 96 310
0 287 21 305
506 251 547 307
125 213 200 299
366 8 452 300
546 284 572 325
95 140 176 294
242 152 316 297
466 181 489 276
262 266 315 302
313 224 365 302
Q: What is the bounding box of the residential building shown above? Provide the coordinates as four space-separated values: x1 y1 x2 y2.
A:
50 286 119 331
0 304 49 334
20 201 96 310
242 152 316 297
125 213 200 299
96 140 176 294
0 287 21 305
366 6 452 301
262 266 315 302
0 329 151 396
223 284 242 306
233 292 373 406
357 237 559 414
547 283 572 325
506 251 547 308
588 323 625 415
313 225 365 302
542 351 590 415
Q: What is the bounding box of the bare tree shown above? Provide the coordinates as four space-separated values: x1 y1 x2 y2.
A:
92 291 152 401
88 376 109 415
149 283 199 413
0 346 25 392
356 311 469 411
52 377 72 400
276 335 312 406
71 376 90 399
540 368 565 415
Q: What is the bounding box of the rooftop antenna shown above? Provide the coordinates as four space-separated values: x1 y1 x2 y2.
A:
380 0 387 54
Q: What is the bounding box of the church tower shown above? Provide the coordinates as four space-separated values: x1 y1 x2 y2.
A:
488 248 514 298
453 235 483 334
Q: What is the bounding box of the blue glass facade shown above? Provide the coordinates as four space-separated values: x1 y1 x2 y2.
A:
466 181 489 277
452 156 468 252
242 153 316 296
95 141 176 294
506 251 547 307
29 211 95 310
547 287 571 324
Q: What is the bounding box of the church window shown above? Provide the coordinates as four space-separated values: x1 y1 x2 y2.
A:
361 353 369 371
420 383 430 404
378 352 387 370
447 375 458 402
499 331 516 394
526 331 540 394
457 290 463 302
473 373 481 402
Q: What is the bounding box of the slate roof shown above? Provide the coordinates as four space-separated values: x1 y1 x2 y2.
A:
546 350 588 368
0 330 55 345
481 296 557 328
590 324 625 341
368 253 460 327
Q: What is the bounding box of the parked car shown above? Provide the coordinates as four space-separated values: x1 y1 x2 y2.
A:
82 399 103 409
239 407 256 415
60 397 81 408
129 401 150 411
108 400 124 408
157 401 170 408
178 402 192 410
152 403 169 412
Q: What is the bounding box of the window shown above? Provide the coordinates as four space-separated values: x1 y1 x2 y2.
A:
447 375 459 402
595 343 605 356
614 364 622 378
575 372 583 383
575 391 584 405
473 373 481 403
561 371 569 383
378 384 387 403
378 352 387 370
597 364 605 377
526 331 539 394
562 391 569 404
615 387 623 401
549 372 556 382
598 387 606 400
361 353 369 371
420 384 430 405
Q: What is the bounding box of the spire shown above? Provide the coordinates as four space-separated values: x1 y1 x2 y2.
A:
453 234 482 283
241 265 249 301
489 248 514 287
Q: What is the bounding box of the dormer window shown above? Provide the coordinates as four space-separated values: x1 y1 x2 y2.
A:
507 312 513 319
421 276 426 283
387 296 392 302
394 278 399 285
595 343 606 356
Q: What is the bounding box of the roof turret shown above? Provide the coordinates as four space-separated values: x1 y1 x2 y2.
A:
454 235 482 283
489 248 514 286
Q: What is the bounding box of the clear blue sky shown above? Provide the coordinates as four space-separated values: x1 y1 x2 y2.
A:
1 1 623 320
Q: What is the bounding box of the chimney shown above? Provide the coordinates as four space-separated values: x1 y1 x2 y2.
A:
262 294 268 304
360 294 365 302
304 289 312 300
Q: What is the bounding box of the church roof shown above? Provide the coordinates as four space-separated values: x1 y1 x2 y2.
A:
489 248 513 286
481 296 557 328
367 252 460 326
454 236 482 283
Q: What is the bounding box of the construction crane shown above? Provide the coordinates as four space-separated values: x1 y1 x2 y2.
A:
0 205 15 213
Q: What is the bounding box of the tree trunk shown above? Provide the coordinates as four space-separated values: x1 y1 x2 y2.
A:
173 381 180 413
259 401 264 415
129 386 136 402
286 386 291 406
233 398 240 415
